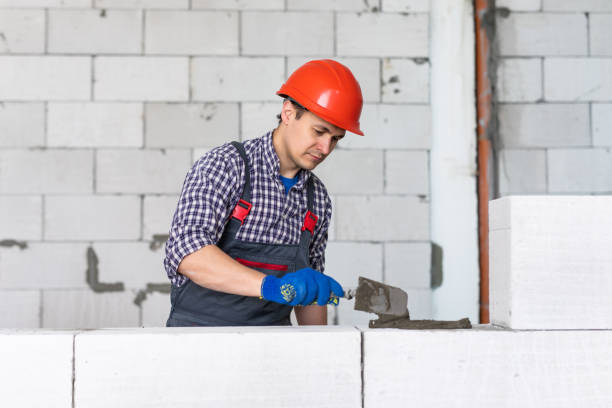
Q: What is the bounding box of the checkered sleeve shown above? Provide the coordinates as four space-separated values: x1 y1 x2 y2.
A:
164 149 241 286
309 187 332 274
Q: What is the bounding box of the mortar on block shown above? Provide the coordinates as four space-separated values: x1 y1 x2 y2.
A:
345 276 472 329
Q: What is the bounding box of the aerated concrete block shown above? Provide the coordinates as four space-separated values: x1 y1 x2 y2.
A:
0 196 42 240
0 330 74 407
0 56 90 100
314 149 383 195
545 58 612 101
74 327 361 407
0 103 44 147
364 328 612 407
145 11 238 55
146 103 239 147
489 196 612 329
0 9 44 53
242 11 333 56
0 290 40 328
141 292 170 327
48 9 141 54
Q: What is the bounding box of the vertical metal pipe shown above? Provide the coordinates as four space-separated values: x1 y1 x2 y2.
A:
475 0 492 324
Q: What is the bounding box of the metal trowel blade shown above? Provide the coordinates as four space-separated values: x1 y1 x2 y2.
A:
350 276 408 316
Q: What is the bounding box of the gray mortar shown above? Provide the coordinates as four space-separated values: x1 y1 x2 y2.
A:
133 283 171 306
86 247 124 293
353 276 408 316
0 240 28 250
149 234 169 251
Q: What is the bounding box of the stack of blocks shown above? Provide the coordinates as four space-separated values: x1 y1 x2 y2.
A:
0 0 433 328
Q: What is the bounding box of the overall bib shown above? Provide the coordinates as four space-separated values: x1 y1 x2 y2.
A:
166 142 319 327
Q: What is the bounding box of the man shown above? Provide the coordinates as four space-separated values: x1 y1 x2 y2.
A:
164 59 364 326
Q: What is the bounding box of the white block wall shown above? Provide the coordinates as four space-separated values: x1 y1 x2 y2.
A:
3 326 611 407
489 196 612 330
495 3 612 195
0 1 433 328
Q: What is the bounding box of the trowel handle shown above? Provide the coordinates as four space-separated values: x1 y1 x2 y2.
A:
343 288 356 300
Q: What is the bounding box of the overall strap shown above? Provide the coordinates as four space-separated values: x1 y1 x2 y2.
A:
298 176 318 255
219 142 252 244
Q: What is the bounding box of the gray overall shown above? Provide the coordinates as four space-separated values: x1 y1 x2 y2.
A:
166 142 319 327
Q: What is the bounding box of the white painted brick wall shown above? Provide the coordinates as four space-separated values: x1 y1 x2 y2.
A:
0 149 93 194
337 13 428 57
192 0 282 10
44 196 141 240
544 58 612 101
0 9 45 53
542 0 612 12
342 104 431 149
0 0 89 6
496 58 542 102
314 149 384 195
0 290 40 328
384 242 431 289
498 149 547 194
384 150 429 195
48 102 143 147
0 196 42 240
94 56 189 101
241 102 280 140
381 0 430 12
593 103 612 147
364 329 612 406
499 104 590 148
191 57 284 102
93 242 166 289
548 148 612 193
96 0 188 8
0 243 89 289
381 58 429 103
496 0 541 11
0 103 45 147
242 12 334 56
287 0 372 12
0 56 90 100
141 292 170 326
497 13 587 56
74 327 361 407
145 103 239 147
489 196 612 329
145 10 238 55
96 149 191 194
43 289 140 328
590 14 612 57
48 9 142 54
0 331 74 407
336 196 429 241
142 195 179 238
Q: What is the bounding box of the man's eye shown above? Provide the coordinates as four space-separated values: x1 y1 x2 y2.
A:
315 129 325 135
333 136 342 142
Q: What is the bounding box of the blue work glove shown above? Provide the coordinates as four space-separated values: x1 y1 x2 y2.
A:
261 268 344 306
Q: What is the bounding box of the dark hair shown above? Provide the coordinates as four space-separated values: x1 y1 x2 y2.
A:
277 97 307 124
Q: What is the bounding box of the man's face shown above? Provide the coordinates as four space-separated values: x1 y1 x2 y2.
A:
283 105 346 171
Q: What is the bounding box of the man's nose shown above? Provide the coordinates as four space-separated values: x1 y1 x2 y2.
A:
319 137 332 155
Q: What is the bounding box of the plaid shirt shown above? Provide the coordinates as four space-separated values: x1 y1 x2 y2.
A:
164 131 332 287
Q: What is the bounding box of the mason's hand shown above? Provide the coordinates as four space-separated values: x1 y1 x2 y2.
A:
260 268 344 306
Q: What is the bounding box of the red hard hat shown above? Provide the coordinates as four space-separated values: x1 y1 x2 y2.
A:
277 59 364 136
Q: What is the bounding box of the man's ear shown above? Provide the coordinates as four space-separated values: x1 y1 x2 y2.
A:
281 100 294 124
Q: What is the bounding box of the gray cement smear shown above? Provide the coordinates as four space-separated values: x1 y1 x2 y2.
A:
0 239 28 250
85 246 124 293
353 276 408 316
369 315 472 330
149 234 169 251
133 283 171 306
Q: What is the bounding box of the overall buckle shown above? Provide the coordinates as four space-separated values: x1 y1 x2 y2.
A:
231 199 252 225
301 210 318 234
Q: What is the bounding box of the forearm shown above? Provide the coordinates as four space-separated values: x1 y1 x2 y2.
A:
177 244 265 297
294 305 328 325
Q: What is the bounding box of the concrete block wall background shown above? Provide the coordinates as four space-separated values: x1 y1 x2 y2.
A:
495 0 612 195
0 0 433 328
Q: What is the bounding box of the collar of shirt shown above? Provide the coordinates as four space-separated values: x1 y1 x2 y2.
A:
262 130 311 191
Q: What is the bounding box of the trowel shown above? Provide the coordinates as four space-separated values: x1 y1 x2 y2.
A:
342 276 472 329
343 276 409 317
